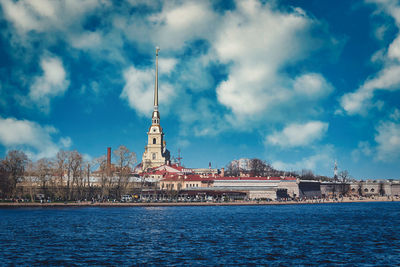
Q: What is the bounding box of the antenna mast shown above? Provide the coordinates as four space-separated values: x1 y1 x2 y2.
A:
177 149 183 167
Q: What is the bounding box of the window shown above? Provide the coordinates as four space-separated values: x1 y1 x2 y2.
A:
153 138 156 144
364 188 369 192
152 153 156 160
371 188 375 192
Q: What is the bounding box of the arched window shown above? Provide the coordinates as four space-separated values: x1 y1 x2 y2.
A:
370 188 375 192
364 188 369 192
153 138 156 144
152 153 156 160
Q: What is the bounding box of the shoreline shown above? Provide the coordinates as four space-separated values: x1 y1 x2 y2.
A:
0 197 399 208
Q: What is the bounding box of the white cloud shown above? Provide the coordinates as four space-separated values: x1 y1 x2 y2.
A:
28 55 69 112
374 24 388 40
351 141 373 162
59 137 72 148
148 1 217 51
213 1 333 122
121 67 155 115
272 145 334 173
0 0 103 34
351 111 400 162
69 31 102 50
159 58 177 74
0 0 41 33
366 0 400 25
387 35 400 61
390 108 400 120
120 65 175 116
0 117 71 160
215 1 309 116
375 121 400 161
266 121 329 148
293 73 333 98
340 64 400 115
0 0 121 63
340 1 400 115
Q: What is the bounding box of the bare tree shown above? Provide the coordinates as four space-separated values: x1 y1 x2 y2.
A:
300 169 315 180
225 161 240 177
339 170 350 183
113 145 137 198
2 150 28 197
93 155 108 200
24 160 36 202
55 150 67 199
0 159 9 198
66 150 83 200
35 158 53 197
249 158 268 176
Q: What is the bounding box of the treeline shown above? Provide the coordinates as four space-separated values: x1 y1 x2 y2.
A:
0 146 137 201
225 158 295 177
225 158 345 181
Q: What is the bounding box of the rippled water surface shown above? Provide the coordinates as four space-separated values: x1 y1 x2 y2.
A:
1 202 400 265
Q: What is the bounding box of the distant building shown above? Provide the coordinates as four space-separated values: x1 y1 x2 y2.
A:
155 171 298 200
349 180 400 197
231 158 251 171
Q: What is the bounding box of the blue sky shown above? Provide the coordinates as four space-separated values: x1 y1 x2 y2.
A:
1 0 400 179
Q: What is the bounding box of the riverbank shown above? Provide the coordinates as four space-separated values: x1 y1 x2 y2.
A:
0 197 399 208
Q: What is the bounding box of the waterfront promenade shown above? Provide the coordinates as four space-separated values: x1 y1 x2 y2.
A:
1 197 398 208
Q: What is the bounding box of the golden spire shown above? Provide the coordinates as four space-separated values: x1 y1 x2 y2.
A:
154 46 160 110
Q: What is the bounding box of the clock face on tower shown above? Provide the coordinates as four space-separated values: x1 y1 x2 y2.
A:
151 127 159 133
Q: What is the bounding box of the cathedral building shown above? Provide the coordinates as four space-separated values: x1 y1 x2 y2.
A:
142 47 170 171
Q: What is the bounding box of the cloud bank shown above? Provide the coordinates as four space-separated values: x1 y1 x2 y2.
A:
266 121 329 148
0 117 72 160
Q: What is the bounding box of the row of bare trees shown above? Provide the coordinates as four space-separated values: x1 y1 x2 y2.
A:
0 146 137 201
225 158 296 177
225 158 350 181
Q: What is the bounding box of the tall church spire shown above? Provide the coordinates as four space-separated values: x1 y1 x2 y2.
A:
142 46 170 171
152 47 160 125
154 46 159 110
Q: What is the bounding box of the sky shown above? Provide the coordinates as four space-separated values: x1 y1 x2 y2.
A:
0 0 400 179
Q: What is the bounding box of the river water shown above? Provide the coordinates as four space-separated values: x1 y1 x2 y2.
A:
1 202 399 265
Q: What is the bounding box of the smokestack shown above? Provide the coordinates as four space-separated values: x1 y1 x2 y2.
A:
107 147 111 174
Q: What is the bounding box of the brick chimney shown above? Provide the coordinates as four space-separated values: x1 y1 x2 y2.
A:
107 147 111 174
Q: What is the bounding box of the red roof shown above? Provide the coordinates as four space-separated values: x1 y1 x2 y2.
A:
216 176 296 181
160 174 296 182
161 173 215 182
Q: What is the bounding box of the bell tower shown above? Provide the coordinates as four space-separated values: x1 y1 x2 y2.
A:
142 47 170 171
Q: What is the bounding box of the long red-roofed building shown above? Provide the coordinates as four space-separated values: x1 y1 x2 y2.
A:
141 164 299 199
